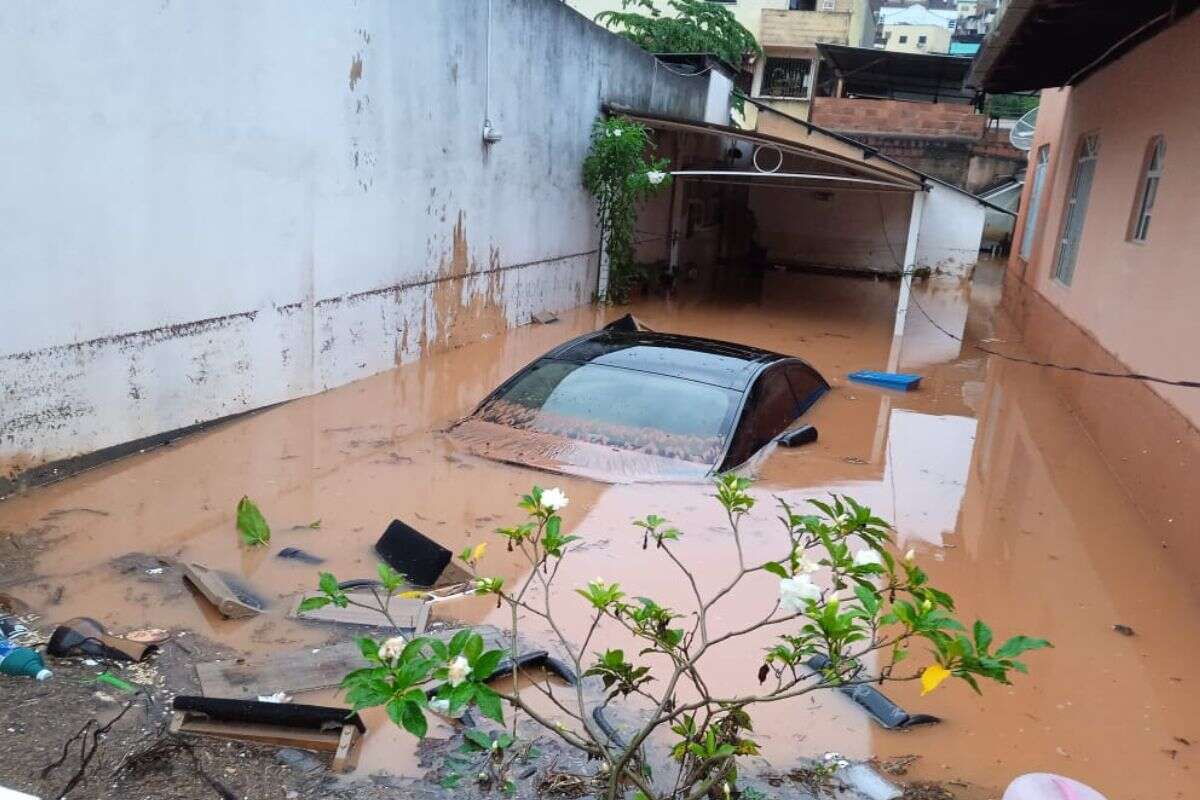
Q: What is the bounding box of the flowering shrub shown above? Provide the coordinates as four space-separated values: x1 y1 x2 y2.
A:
302 479 1049 800
582 116 672 302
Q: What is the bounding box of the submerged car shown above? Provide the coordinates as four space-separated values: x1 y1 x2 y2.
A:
450 319 829 482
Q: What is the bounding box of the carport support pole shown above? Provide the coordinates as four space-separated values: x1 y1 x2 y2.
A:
667 176 683 276
888 189 925 372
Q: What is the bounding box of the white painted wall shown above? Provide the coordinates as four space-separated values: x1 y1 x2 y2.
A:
916 183 986 276
748 187 913 274
0 0 711 473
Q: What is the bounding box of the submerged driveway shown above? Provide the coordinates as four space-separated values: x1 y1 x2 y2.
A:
0 263 1195 798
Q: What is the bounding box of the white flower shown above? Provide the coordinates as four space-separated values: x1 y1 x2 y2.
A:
795 554 820 574
853 548 883 568
378 635 407 666
540 487 569 512
611 128 622 137
447 655 472 687
779 576 821 613
646 170 667 185
904 548 916 562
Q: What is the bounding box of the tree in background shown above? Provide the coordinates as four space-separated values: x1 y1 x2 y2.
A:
596 0 760 113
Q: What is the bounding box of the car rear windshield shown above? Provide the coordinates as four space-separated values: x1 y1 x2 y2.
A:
474 359 739 465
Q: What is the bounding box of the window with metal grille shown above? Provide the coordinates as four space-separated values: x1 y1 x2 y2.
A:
1019 145 1050 261
1053 133 1100 285
1129 135 1165 243
761 57 813 99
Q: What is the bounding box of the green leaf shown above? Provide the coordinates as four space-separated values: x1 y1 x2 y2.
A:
358 636 381 662
995 635 1053 658
440 773 462 789
464 728 493 750
761 561 788 579
297 596 331 614
473 649 505 680
463 633 484 663
400 700 428 737
448 629 472 658
474 684 504 724
853 583 880 616
448 681 475 712
236 496 271 546
973 620 993 653
377 562 405 592
318 572 340 597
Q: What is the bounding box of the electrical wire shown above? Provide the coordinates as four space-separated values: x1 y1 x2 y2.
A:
872 194 1200 389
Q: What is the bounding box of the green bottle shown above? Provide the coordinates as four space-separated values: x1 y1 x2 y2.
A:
0 638 52 681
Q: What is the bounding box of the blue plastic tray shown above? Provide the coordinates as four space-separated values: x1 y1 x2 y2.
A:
847 370 922 391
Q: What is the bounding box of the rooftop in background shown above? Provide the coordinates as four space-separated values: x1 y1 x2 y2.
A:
969 0 1200 91
817 43 977 103
879 4 957 28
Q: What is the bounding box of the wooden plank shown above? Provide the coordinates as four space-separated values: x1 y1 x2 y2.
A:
331 725 361 773
196 625 517 700
171 711 344 752
288 591 430 633
182 562 261 619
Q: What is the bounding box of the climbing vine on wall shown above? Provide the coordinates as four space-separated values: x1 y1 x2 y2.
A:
582 116 671 303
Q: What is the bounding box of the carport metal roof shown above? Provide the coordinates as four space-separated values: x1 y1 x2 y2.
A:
605 105 925 193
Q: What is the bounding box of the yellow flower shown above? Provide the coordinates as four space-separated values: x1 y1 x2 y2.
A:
920 663 951 696
470 542 488 563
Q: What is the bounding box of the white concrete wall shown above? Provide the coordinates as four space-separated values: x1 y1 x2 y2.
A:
916 183 986 276
0 0 710 473
748 187 913 274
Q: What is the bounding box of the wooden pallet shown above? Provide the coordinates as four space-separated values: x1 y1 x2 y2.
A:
169 710 361 772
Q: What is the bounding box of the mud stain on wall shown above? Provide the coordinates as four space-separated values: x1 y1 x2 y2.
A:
425 212 506 355
348 54 363 91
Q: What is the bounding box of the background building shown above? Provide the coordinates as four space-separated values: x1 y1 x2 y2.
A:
566 0 876 123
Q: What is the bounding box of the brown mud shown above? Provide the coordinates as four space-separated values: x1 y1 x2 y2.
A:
1 262 1196 799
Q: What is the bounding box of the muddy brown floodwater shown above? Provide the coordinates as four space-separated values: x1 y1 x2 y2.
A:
1 262 1196 799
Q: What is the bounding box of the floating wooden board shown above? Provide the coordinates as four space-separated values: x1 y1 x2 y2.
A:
182 562 262 619
289 590 430 633
169 711 361 773
196 625 516 700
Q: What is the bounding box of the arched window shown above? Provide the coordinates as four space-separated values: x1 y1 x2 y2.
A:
1128 136 1166 243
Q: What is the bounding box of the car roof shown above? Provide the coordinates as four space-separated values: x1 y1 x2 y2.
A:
542 329 791 391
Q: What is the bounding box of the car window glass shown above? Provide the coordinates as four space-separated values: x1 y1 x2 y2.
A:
785 364 825 411
477 360 738 465
724 369 799 468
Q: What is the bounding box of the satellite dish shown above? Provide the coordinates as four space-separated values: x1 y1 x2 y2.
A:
1009 106 1038 151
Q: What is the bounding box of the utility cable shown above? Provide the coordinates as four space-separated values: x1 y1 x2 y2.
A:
872 194 1200 389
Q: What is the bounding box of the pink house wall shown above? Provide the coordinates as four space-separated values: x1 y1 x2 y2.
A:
1003 14 1200 547
1010 14 1200 428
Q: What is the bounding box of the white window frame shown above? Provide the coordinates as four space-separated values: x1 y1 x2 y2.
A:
1053 132 1100 286
1019 144 1050 261
1128 135 1165 243
820 0 837 10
